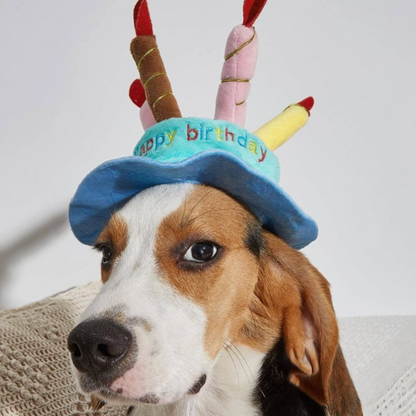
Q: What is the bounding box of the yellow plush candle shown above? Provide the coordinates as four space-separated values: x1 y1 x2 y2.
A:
254 97 314 151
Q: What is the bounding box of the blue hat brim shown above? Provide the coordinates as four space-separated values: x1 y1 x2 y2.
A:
69 150 318 249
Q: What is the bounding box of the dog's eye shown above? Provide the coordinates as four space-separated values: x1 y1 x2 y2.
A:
184 242 218 263
100 245 113 264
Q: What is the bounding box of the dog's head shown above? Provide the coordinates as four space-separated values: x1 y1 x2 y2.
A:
67 183 360 413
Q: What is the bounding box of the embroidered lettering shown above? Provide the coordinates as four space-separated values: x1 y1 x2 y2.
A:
166 130 176 146
205 128 213 140
225 127 235 141
258 146 267 162
248 140 257 154
146 139 154 153
215 127 223 141
155 134 165 150
237 134 248 148
137 122 269 166
187 124 198 141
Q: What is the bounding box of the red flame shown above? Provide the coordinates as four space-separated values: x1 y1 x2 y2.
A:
297 96 315 116
129 79 146 108
243 0 268 27
133 0 153 36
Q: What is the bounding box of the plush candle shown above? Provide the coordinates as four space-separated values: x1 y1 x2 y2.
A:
214 24 258 127
214 0 267 127
254 97 315 151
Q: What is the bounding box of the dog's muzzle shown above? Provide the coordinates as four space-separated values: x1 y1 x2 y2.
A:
67 319 134 385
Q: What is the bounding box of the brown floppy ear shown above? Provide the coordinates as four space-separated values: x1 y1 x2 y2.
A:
260 230 362 413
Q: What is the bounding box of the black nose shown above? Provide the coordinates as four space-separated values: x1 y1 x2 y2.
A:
67 319 132 375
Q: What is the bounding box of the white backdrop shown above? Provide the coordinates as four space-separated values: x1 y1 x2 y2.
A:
0 0 415 316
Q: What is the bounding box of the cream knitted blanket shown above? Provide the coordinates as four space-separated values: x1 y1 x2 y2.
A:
0 282 415 416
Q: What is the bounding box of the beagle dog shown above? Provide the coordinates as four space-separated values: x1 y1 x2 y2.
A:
67 183 362 415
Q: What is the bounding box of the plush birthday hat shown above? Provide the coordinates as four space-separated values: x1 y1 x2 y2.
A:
69 0 318 250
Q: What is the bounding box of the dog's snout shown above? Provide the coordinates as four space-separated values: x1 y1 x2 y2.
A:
67 319 132 374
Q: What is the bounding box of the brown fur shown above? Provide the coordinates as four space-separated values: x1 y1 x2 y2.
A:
241 231 362 413
96 215 128 283
155 186 260 359
254 232 338 404
327 346 363 415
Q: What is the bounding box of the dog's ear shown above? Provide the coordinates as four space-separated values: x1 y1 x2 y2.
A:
257 231 361 413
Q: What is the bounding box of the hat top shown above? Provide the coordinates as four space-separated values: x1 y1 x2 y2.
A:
129 0 314 146
68 0 319 250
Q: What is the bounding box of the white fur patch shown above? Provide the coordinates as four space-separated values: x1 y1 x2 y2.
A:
77 184 212 403
131 344 263 416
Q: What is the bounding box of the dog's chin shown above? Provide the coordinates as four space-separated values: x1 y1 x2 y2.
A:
93 389 187 407
95 389 138 406
83 388 159 407
91 374 207 407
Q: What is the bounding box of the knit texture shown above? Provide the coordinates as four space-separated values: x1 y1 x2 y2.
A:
339 316 416 415
0 282 415 415
0 282 128 416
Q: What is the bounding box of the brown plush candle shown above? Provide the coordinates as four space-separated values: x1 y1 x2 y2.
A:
131 35 182 122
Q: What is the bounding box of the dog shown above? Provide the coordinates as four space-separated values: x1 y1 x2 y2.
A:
67 183 362 415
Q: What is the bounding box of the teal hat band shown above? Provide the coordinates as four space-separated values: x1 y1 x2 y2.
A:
133 117 280 183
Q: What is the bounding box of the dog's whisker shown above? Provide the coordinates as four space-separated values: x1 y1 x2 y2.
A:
229 341 267 400
223 344 241 389
226 347 246 384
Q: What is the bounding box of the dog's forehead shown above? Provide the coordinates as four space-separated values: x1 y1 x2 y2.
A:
110 183 254 238
158 186 257 245
116 183 195 229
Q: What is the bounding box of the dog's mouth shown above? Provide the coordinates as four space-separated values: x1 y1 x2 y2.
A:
187 374 207 395
95 388 133 404
94 388 161 407
93 373 207 407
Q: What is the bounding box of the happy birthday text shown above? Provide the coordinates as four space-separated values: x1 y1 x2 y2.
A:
137 123 267 163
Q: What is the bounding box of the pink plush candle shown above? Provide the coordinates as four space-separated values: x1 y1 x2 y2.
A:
214 24 258 127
